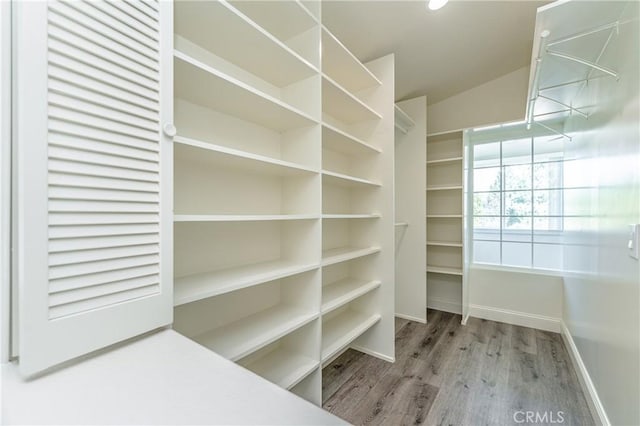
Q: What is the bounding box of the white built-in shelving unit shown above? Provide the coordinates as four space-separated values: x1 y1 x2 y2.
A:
172 0 394 406
426 131 465 313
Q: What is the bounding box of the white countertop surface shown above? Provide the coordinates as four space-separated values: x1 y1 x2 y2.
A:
1 329 346 425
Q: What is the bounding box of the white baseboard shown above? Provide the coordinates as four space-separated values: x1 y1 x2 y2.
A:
467 304 561 332
427 297 462 315
394 313 427 324
560 321 610 426
350 345 395 363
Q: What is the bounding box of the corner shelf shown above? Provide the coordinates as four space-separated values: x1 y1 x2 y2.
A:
229 0 319 43
193 305 318 361
174 136 318 177
321 310 381 363
174 51 317 132
426 266 463 276
174 261 319 306
175 0 317 88
426 156 463 165
322 214 380 220
321 246 380 266
322 123 381 156
241 349 319 390
322 170 380 188
174 214 319 222
427 241 463 248
321 27 381 93
426 185 463 191
321 278 381 315
322 75 382 124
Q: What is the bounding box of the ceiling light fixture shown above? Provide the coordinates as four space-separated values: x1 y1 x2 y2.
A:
427 0 449 11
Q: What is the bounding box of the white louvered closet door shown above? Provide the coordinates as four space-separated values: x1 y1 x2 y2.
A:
15 0 173 376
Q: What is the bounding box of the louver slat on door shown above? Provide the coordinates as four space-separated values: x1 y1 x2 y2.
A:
16 0 172 376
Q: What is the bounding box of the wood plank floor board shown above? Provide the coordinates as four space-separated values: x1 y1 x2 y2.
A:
322 347 366 402
405 312 463 387
323 354 393 418
423 316 486 426
323 309 594 426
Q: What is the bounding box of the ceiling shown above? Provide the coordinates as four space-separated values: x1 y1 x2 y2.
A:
322 0 549 104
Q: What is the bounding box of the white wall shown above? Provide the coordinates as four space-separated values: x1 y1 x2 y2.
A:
427 66 528 135
468 267 563 332
394 97 426 323
1 0 11 363
561 4 639 425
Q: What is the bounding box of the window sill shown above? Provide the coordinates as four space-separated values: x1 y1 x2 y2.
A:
471 262 565 278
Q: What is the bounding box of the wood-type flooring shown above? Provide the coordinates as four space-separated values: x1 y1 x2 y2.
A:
322 310 594 426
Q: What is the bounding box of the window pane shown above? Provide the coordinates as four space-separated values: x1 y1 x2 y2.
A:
473 167 501 191
534 136 564 163
473 142 500 168
564 159 596 188
534 217 563 243
564 188 592 216
473 192 500 215
504 190 531 216
503 216 532 242
533 243 562 270
473 240 500 264
474 216 500 241
503 164 532 190
533 161 563 189
502 138 531 165
473 217 500 241
533 189 563 216
502 242 532 267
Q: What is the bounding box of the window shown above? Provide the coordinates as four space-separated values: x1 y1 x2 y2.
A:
471 130 566 270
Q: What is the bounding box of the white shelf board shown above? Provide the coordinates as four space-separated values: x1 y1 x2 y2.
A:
322 170 380 188
426 156 463 165
426 185 463 191
322 214 380 219
242 348 319 390
174 214 319 222
321 27 381 93
426 215 463 219
322 123 381 156
321 310 381 363
174 261 319 306
426 266 463 276
174 51 316 132
321 246 380 267
194 305 318 361
321 278 381 315
229 0 318 42
175 1 317 88
426 241 463 248
174 136 318 177
322 75 382 124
